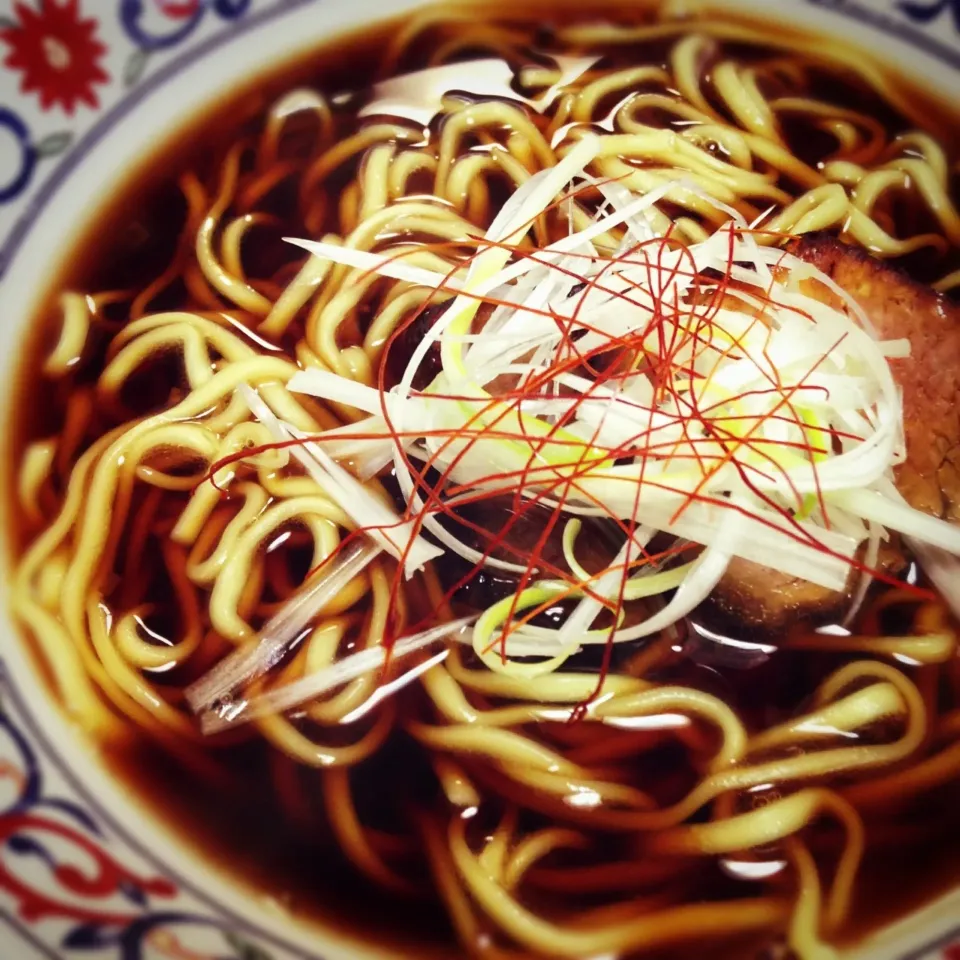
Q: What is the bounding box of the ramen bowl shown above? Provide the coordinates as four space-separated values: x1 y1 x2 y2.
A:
1 1 959 959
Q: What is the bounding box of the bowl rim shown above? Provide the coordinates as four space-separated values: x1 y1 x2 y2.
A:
2 1 960 957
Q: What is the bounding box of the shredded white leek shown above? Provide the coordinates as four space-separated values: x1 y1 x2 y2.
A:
253 156 960 673
185 536 383 714
201 616 476 733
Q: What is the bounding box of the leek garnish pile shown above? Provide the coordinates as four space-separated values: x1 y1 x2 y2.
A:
230 142 960 681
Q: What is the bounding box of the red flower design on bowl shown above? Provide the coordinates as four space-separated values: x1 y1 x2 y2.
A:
153 0 201 19
1 0 110 115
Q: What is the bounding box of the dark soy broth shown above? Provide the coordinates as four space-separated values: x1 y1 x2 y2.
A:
6 3 960 957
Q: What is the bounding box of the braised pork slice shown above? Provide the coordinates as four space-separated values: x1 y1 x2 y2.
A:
705 234 960 632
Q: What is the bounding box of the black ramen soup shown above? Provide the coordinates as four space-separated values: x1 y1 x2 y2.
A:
9 3 960 958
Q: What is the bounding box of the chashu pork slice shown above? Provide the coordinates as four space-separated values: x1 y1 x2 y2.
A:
705 234 960 633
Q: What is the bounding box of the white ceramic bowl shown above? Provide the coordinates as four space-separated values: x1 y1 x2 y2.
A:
0 2 958 958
